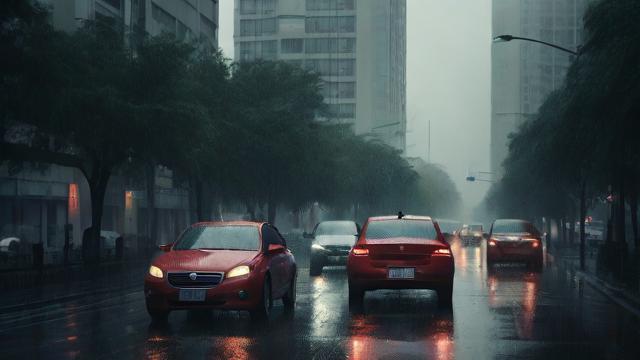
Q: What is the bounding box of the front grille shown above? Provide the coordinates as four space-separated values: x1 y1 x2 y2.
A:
323 245 351 255
168 272 223 288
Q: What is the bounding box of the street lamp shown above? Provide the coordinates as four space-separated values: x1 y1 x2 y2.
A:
493 34 579 56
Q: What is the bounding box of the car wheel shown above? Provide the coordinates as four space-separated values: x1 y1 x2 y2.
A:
309 257 323 276
250 275 272 320
348 282 364 310
146 305 169 323
282 272 296 311
486 255 494 268
437 284 453 308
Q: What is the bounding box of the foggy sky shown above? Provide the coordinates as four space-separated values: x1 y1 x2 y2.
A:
218 0 492 219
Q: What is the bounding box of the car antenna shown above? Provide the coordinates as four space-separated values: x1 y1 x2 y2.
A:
398 211 405 219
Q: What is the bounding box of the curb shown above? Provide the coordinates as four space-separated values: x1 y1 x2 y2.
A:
575 270 640 319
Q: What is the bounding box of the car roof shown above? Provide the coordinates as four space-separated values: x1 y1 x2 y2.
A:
192 221 265 228
368 215 432 221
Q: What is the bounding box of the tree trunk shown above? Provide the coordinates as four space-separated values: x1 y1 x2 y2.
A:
246 201 256 221
145 162 157 245
85 167 110 264
569 215 576 245
194 178 205 222
630 186 638 253
615 177 626 244
579 182 587 270
267 200 277 225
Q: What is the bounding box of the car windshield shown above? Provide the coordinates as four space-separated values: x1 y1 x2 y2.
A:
365 220 437 240
492 220 539 235
469 225 483 232
315 221 357 236
174 225 259 251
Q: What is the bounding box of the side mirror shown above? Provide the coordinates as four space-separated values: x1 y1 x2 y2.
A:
268 243 285 253
158 243 173 252
303 232 314 239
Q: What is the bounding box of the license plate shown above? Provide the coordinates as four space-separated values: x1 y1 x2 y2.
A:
179 289 206 302
388 267 415 279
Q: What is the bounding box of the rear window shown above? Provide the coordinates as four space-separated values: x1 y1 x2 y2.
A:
492 220 538 235
365 220 437 240
316 221 357 236
174 225 260 251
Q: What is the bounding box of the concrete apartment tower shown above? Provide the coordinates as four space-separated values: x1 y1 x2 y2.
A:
234 0 407 151
491 0 590 179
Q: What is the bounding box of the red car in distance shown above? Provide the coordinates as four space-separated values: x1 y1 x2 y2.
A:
347 214 455 308
144 221 296 321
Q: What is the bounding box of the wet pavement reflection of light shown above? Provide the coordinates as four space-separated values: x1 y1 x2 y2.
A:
1 239 640 359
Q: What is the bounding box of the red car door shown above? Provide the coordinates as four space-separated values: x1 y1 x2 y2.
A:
262 225 287 298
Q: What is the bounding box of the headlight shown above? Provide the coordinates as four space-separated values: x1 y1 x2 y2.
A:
227 265 250 278
311 243 326 251
149 265 163 278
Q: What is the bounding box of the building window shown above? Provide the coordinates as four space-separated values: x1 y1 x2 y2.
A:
305 16 355 33
152 4 176 34
326 103 355 118
239 40 278 61
306 0 355 11
240 18 278 36
240 0 277 15
304 59 355 76
305 38 355 53
321 82 355 99
281 38 304 53
200 14 217 40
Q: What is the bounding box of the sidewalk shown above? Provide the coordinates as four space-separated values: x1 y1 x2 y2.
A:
549 246 640 318
0 258 151 312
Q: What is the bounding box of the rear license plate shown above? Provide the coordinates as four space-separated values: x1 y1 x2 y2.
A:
179 289 206 302
388 267 415 279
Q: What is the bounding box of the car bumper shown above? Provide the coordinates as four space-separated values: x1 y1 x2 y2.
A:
487 246 541 262
347 256 454 290
311 249 349 266
144 273 263 312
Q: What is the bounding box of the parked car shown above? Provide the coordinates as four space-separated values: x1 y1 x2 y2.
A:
0 237 22 260
487 219 543 270
305 220 360 276
144 221 297 321
347 214 455 308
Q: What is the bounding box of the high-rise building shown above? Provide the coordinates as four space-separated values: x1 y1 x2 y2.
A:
491 0 590 178
234 0 406 151
45 0 219 47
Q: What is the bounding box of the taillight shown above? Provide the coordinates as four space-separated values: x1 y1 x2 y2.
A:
531 240 540 248
433 248 451 256
488 238 497 247
352 247 369 256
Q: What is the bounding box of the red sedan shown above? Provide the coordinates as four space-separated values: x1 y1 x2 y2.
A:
347 214 455 308
144 221 296 321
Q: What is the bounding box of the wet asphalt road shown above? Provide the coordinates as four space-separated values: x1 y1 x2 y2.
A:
1 239 640 360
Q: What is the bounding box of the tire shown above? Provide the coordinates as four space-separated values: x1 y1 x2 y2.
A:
486 255 494 268
250 275 272 320
309 257 323 276
282 272 296 311
437 284 453 308
146 306 169 323
348 282 364 311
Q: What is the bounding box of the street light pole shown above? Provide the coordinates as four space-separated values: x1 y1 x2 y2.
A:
493 35 579 56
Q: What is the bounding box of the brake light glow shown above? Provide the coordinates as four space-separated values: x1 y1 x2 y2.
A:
488 239 498 247
531 240 540 248
352 247 369 256
433 248 451 256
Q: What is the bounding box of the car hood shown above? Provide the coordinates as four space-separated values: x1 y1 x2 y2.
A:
153 249 258 272
314 235 357 246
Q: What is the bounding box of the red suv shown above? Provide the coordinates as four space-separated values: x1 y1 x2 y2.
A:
347 214 455 308
144 221 296 321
